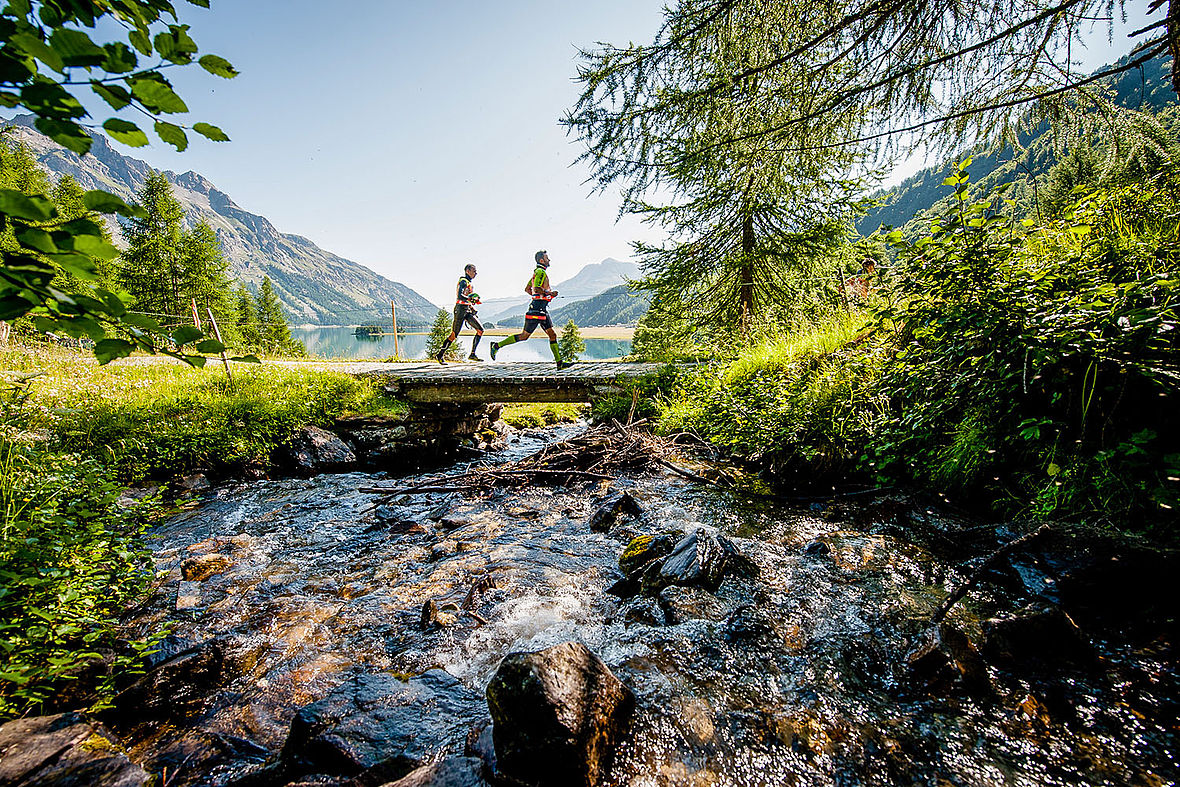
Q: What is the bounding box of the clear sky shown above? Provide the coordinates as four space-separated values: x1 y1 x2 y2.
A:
5 2 1158 304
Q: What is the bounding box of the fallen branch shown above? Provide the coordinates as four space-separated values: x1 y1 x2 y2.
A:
931 522 1053 624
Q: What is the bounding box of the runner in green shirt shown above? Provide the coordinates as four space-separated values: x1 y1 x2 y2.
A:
490 250 572 369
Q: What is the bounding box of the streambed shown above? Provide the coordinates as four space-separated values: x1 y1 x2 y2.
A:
117 422 1178 786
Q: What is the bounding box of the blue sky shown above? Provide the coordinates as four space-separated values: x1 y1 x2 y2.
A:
6 2 1159 304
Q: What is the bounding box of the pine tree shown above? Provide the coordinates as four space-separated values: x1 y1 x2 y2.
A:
558 320 585 363
180 219 236 339
255 276 304 356
117 171 186 324
234 283 262 349
425 309 461 361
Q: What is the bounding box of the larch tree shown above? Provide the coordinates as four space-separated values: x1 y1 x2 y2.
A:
179 218 235 329
117 171 186 323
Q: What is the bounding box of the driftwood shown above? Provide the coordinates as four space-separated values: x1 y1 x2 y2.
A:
931 522 1053 624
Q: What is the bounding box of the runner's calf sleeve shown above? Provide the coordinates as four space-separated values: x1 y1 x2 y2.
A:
550 341 561 362
498 335 519 348
471 334 482 351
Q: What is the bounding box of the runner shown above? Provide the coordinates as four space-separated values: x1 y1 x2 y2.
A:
435 263 484 363
490 250 573 369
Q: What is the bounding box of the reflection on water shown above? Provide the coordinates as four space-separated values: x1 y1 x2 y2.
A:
292 326 631 361
123 426 1178 787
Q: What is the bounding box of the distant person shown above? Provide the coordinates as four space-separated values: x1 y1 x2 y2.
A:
844 257 876 303
490 250 573 369
436 263 484 363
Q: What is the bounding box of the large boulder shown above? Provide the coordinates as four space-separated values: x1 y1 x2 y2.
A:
284 425 356 475
586 492 644 533
279 670 484 784
0 712 150 787
485 641 634 787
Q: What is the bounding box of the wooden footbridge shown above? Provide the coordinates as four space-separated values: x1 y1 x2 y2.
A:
352 361 669 403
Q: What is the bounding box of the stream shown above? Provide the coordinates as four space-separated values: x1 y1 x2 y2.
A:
118 422 1178 787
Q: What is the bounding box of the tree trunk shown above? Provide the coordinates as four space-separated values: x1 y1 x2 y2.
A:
739 212 755 339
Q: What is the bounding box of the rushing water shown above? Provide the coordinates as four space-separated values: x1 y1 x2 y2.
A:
122 424 1177 786
291 326 631 360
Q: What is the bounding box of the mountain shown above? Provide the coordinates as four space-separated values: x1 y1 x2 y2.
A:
858 56 1176 235
1 114 439 326
548 285 651 327
483 257 640 324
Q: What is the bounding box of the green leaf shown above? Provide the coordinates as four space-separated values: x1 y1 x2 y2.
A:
0 293 36 321
33 118 91 155
103 118 149 147
192 122 229 142
228 354 261 364
154 120 188 151
15 226 57 253
82 190 144 218
9 30 63 73
0 189 56 221
92 82 132 110
71 235 118 260
186 0 211 7
195 338 224 353
100 42 138 74
172 325 203 345
128 28 152 56
198 54 238 78
49 28 105 67
128 73 188 114
94 339 135 364
47 251 99 279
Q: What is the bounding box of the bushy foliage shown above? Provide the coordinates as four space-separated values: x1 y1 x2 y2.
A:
591 365 680 423
0 389 157 719
665 166 1180 526
424 309 461 361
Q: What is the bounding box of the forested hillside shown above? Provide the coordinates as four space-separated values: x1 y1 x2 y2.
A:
548 285 650 326
858 56 1173 234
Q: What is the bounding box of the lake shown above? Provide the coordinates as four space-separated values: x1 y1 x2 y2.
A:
291 326 632 361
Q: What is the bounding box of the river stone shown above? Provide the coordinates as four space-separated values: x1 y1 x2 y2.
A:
643 528 758 593
587 492 644 533
378 756 491 787
485 641 634 787
182 553 233 581
658 585 734 624
279 669 484 784
107 638 227 723
618 531 682 576
0 712 150 787
903 623 990 696
982 602 1096 671
286 425 357 474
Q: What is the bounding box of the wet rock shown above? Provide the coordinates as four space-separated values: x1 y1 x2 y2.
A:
381 756 492 787
0 712 150 787
116 485 158 510
802 539 831 557
982 603 1096 672
285 425 357 475
587 491 644 533
903 623 990 696
107 638 227 724
421 599 459 629
723 604 783 643
486 641 634 787
135 728 269 787
176 580 202 611
619 531 681 576
174 472 211 494
620 597 664 627
658 585 734 624
182 553 234 581
279 670 484 784
643 528 758 593
430 540 460 561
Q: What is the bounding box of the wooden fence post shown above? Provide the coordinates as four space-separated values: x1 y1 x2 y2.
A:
391 300 400 360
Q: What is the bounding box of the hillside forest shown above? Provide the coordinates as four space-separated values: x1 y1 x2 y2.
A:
0 0 1178 776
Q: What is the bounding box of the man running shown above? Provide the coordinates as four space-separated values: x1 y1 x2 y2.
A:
490 250 572 369
436 263 484 363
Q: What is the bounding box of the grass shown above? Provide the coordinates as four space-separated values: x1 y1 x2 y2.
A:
500 402 586 428
2 346 406 481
